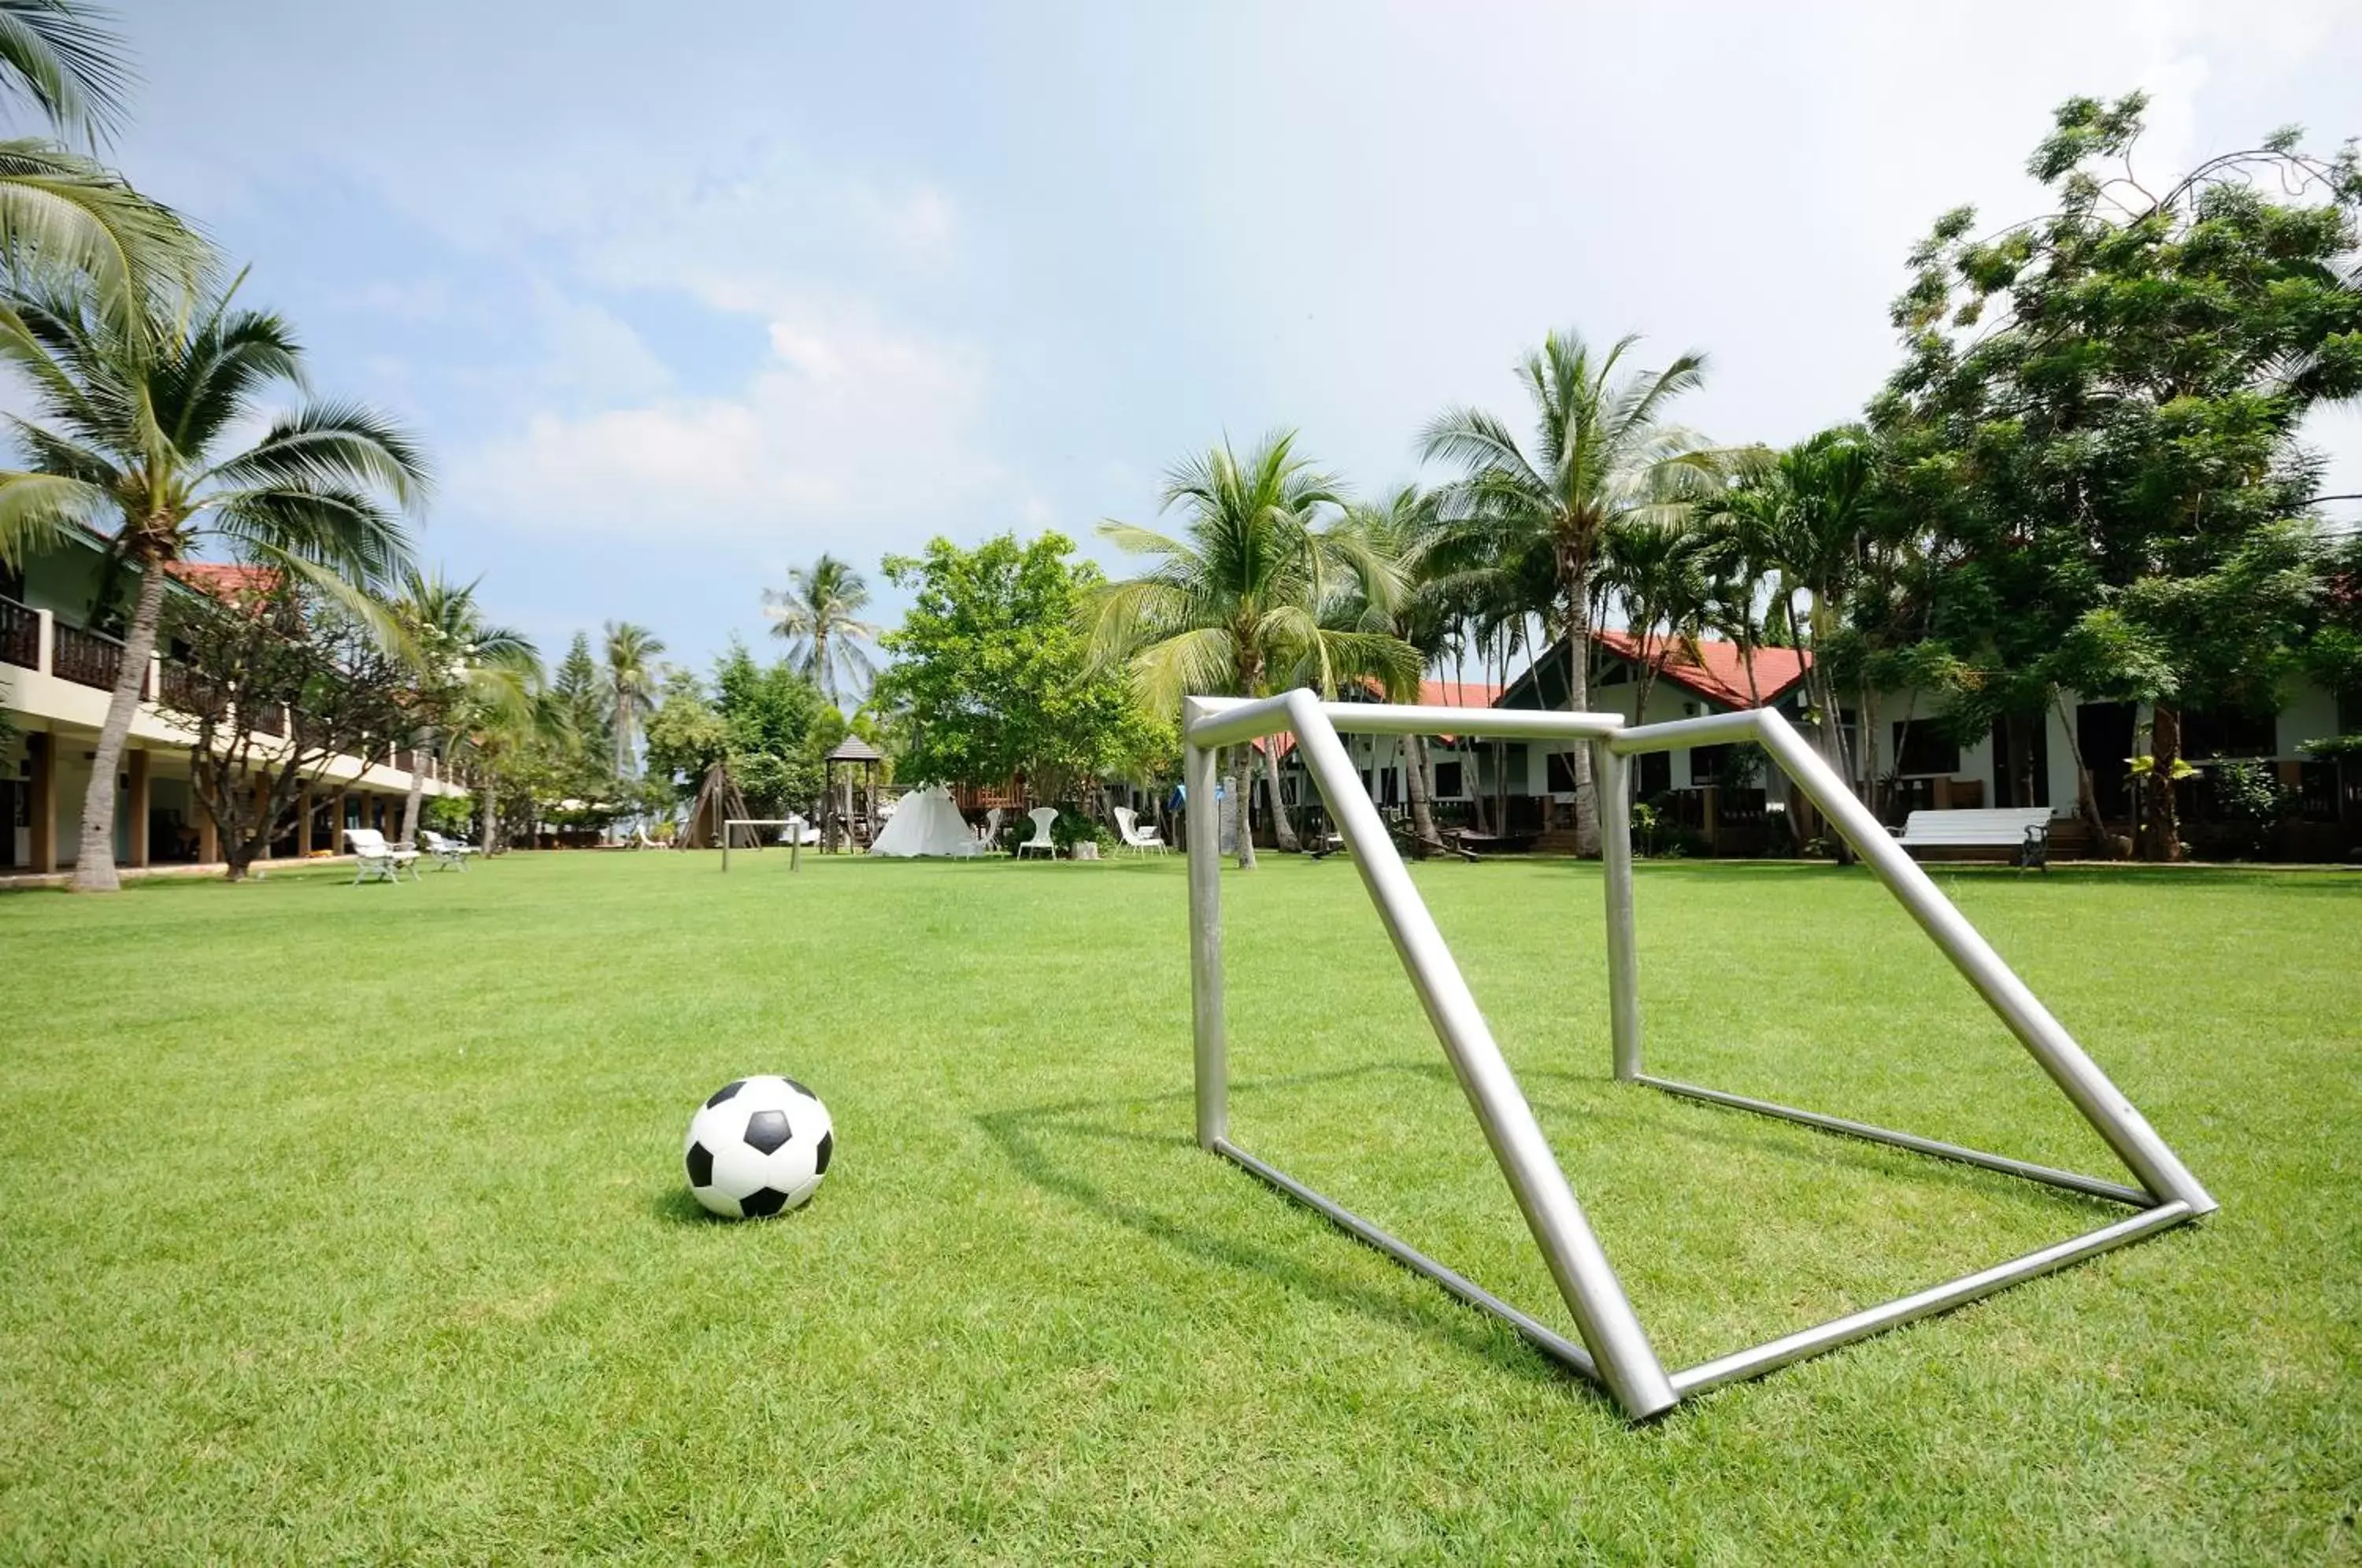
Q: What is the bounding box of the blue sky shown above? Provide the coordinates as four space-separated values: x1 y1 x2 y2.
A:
107 0 2362 679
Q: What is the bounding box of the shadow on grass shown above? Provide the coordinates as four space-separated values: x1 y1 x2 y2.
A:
650 1184 738 1225
979 1058 2138 1403
974 1066 1586 1401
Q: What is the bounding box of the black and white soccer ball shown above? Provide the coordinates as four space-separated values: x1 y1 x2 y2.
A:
683 1076 835 1219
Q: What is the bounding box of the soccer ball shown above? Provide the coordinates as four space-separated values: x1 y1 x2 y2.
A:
683 1076 835 1219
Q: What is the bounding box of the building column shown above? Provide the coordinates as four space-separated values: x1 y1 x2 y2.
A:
26 731 54 874
127 748 150 868
333 789 349 851
197 800 219 864
296 786 313 855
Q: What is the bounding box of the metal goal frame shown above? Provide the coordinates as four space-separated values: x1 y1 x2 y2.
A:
1181 690 2213 1421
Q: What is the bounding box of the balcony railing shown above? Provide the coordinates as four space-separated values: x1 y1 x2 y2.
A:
1 594 39 669
53 621 146 697
157 660 212 712
250 702 284 737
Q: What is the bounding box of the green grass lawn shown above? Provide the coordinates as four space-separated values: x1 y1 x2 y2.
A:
2 851 2356 1563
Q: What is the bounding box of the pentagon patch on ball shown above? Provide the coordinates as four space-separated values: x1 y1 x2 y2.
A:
682 1076 835 1219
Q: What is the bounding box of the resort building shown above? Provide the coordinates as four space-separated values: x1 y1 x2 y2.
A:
1260 634 2358 859
1 531 457 876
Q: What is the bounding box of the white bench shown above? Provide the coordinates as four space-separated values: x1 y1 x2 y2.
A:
419 830 479 871
1892 808 2055 870
346 827 422 884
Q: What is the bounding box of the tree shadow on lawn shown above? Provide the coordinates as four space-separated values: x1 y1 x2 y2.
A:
972 1061 2130 1408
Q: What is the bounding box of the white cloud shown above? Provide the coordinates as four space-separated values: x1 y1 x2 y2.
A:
847 182 960 263
525 287 676 405
454 303 1006 545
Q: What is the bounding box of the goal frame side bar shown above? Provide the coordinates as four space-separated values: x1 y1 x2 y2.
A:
1180 692 2210 1421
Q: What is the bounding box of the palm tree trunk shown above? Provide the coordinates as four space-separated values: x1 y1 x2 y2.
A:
400 727 430 845
483 773 500 858
1562 599 1601 857
1229 745 1256 870
1405 734 1443 856
71 559 170 891
1264 743 1301 852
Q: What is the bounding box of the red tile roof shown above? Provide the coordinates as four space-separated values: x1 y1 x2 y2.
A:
165 562 280 599
1252 677 1506 756
1591 629 1809 708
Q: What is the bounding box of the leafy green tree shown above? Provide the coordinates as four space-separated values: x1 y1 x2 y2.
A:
1089 431 1416 866
0 0 207 334
1422 331 1718 855
603 619 665 778
713 639 833 813
156 573 415 881
764 553 879 708
879 531 1172 813
1873 93 2362 858
0 274 427 890
641 666 730 798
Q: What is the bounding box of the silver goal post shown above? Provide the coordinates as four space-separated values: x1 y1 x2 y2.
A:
1181 690 2210 1421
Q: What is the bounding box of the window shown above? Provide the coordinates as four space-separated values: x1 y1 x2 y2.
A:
1432 760 1464 798
1546 751 1580 793
1638 750 1671 797
1891 721 1961 777
1690 745 1727 786
2182 707 2277 760
1595 661 1628 686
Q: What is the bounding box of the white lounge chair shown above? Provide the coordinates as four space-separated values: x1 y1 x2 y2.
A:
1016 805 1061 859
346 827 421 884
419 830 479 871
781 815 821 847
1113 806 1167 854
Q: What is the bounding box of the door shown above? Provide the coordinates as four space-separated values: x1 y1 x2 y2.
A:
2078 702 2135 819
1990 715 2050 808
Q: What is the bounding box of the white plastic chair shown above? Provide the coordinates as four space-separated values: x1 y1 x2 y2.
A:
781 815 821 847
982 807 1005 850
346 827 421 884
419 830 479 871
1016 806 1061 859
1113 806 1168 854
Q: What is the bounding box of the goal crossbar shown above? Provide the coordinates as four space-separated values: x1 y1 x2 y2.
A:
1181 690 2212 1421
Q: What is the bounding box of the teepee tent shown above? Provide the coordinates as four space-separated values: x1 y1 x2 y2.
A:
868 785 985 858
677 760 752 850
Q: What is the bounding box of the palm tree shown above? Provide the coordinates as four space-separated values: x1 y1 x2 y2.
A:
0 1 208 331
0 274 427 890
446 653 551 856
1712 429 1876 787
602 620 665 778
764 554 878 708
1338 484 1461 855
391 568 536 844
1423 330 1715 856
1596 512 1713 717
1088 430 1419 868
